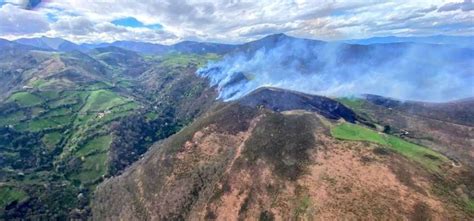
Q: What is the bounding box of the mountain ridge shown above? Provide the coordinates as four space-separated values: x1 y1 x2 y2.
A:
342 35 474 46
6 33 473 55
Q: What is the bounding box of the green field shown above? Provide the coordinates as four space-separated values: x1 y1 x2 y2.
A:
71 152 108 184
0 186 27 208
42 132 63 149
42 107 73 118
68 135 112 184
7 92 44 107
159 53 220 68
81 90 129 112
38 90 61 100
20 115 72 132
331 123 386 144
47 91 87 108
331 123 450 172
76 135 112 157
336 97 365 110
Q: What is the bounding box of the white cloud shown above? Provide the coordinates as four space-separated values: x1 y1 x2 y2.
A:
0 3 50 35
0 0 472 44
48 16 177 44
52 16 96 35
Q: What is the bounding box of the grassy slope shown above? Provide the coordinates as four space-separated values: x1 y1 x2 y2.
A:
336 97 365 110
81 89 129 113
42 132 62 149
0 186 27 208
7 92 43 107
70 135 112 184
331 123 450 172
75 135 111 157
158 53 220 68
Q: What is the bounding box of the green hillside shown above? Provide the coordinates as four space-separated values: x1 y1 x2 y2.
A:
331 123 451 172
0 50 218 219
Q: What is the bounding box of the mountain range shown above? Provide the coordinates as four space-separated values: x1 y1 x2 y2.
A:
9 34 473 55
12 36 237 54
0 33 473 220
343 35 474 47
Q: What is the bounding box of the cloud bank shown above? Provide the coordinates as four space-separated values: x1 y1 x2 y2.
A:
0 0 473 44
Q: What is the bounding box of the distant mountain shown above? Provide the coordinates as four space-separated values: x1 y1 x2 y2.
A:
231 33 324 55
13 37 238 55
90 46 149 76
0 38 39 55
90 40 237 55
171 41 237 54
12 34 473 56
343 35 474 47
15 36 85 52
84 41 170 54
0 39 55 99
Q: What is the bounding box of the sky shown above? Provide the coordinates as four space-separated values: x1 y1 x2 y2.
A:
0 0 473 44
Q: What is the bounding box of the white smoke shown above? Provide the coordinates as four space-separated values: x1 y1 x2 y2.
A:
197 39 474 102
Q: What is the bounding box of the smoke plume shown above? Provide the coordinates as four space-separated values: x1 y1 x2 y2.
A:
197 37 473 102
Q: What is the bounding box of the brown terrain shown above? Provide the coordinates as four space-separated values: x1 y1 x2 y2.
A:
92 89 474 220
357 95 474 168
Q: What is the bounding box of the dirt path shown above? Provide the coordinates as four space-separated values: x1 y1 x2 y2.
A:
223 115 262 176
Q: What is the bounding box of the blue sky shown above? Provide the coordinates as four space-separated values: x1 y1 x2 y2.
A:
0 0 473 44
112 17 162 30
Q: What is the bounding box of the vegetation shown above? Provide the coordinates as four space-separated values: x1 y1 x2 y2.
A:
81 89 129 113
0 186 27 208
244 112 316 180
108 114 181 175
331 123 450 172
75 135 112 157
42 132 63 149
294 195 312 218
2 43 465 220
70 152 108 185
0 111 25 126
158 53 220 68
0 51 217 219
336 97 365 110
7 92 43 107
468 199 474 213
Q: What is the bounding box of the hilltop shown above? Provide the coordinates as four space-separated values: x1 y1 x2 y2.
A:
93 87 474 220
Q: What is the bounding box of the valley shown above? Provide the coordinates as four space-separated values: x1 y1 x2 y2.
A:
0 46 218 219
